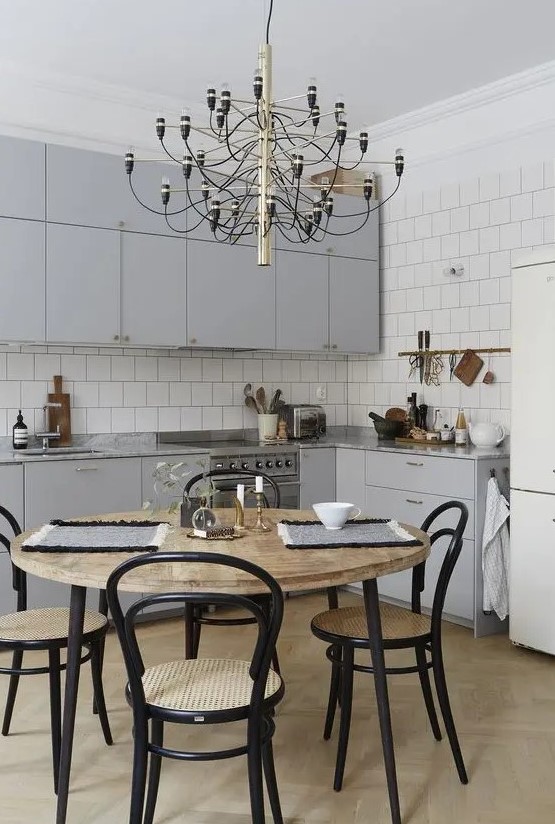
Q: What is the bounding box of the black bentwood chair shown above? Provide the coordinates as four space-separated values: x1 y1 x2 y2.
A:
311 501 469 792
106 550 285 824
0 504 112 793
182 468 339 665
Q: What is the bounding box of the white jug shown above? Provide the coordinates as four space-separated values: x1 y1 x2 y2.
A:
468 422 506 448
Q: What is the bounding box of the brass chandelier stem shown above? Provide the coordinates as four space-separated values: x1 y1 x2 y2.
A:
258 43 273 267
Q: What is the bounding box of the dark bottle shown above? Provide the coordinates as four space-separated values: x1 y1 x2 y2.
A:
410 392 420 429
418 403 428 431
406 395 416 434
12 410 28 450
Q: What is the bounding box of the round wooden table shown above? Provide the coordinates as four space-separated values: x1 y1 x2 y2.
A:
12 509 430 824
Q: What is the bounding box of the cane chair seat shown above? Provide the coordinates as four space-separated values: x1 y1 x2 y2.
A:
0 607 108 643
142 657 283 712
312 603 431 643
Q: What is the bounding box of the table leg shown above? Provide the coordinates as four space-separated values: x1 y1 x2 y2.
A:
362 578 401 824
56 585 86 824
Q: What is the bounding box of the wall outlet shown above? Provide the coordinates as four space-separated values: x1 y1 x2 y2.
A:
316 384 327 401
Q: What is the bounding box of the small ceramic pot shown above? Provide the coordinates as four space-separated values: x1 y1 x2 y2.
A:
258 413 278 441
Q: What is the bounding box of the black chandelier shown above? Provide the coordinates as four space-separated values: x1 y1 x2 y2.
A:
124 0 404 265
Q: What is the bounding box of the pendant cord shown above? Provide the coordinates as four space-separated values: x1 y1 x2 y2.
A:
265 0 274 44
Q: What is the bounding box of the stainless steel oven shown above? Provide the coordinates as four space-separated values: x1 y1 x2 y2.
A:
207 445 300 509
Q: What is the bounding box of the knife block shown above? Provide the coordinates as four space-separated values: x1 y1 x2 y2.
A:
47 375 72 446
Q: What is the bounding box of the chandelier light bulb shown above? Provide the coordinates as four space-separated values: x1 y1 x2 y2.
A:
209 197 221 233
334 94 345 123
207 87 217 111
312 196 323 226
231 199 240 218
364 172 375 201
292 153 304 179
336 119 347 146
124 148 135 175
395 148 405 177
216 107 225 129
311 104 320 129
155 116 166 140
359 130 369 154
220 82 231 115
320 176 330 199
324 193 334 215
201 179 210 201
182 154 193 179
197 149 206 168
253 68 263 100
307 77 317 109
161 177 170 205
180 109 191 140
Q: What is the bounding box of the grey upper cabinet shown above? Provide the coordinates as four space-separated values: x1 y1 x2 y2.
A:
46 144 126 230
46 223 120 344
275 249 329 352
0 218 45 342
329 257 379 353
120 232 187 347
46 143 184 236
187 240 275 349
325 195 379 260
0 135 45 221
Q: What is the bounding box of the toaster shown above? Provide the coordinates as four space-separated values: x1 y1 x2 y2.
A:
280 404 326 439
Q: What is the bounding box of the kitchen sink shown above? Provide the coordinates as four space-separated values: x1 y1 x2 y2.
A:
16 447 106 456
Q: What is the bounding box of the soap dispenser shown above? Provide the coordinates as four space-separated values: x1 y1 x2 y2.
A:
12 410 28 450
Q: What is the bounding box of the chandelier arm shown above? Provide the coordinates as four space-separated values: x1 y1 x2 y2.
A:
158 139 184 165
128 176 189 218
367 176 402 213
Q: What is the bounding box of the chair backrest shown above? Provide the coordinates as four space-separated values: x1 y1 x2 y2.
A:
106 551 284 716
184 468 281 508
410 501 468 633
0 504 26 611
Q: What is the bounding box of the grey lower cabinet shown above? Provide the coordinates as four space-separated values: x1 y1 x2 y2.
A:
120 232 187 346
24 457 142 609
186 240 276 349
46 223 121 344
0 135 45 221
299 448 336 509
0 218 45 342
362 449 509 636
335 448 366 511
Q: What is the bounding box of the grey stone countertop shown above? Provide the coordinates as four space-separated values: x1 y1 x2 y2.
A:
298 427 510 460
0 433 209 465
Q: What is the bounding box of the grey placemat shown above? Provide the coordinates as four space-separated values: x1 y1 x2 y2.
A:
22 519 170 553
277 518 423 549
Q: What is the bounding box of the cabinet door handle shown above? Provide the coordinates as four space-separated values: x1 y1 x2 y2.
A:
113 334 120 341
322 344 329 349
406 461 424 467
75 466 99 472
331 344 338 350
189 338 197 345
124 335 130 342
406 498 423 505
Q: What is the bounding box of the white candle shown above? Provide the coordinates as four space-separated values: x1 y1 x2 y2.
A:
255 476 264 493
236 484 245 508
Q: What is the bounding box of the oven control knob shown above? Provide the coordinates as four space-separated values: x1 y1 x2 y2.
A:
229 462 237 470
285 459 293 467
241 462 249 469
256 461 264 469
275 460 283 468
266 460 274 469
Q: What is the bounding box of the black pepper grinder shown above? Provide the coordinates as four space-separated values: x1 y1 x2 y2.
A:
418 403 428 431
410 392 420 429
12 410 28 450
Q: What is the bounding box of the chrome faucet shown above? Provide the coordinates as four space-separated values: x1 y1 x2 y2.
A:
36 403 63 450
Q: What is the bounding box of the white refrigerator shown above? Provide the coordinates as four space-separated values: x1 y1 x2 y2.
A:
510 247 555 654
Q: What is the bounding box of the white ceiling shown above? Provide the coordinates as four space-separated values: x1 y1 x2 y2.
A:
1 0 555 128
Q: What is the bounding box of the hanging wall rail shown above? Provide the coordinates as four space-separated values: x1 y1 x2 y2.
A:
398 346 510 357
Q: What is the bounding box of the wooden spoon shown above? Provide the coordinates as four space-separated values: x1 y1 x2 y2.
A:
255 386 267 413
244 395 259 414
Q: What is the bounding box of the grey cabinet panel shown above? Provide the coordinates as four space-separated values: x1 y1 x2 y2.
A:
0 135 45 221
0 218 45 342
0 553 15 614
187 240 275 349
325 195 379 260
300 448 336 509
123 160 188 236
276 250 328 352
0 465 24 530
364 484 475 540
329 257 379 353
335 449 366 511
121 233 187 346
46 224 120 344
24 457 142 528
365 451 474 500
46 144 126 229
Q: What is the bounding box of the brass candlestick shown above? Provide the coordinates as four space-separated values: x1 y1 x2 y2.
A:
250 491 271 533
233 496 247 533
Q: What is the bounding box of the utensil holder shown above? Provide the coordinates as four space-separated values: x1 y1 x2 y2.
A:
257 413 278 441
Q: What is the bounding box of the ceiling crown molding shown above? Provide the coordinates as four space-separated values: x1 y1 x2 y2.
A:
366 60 555 142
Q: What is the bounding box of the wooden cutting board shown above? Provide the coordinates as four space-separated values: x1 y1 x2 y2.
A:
453 349 484 386
47 375 72 446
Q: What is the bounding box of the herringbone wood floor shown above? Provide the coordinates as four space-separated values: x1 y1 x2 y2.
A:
1 591 554 823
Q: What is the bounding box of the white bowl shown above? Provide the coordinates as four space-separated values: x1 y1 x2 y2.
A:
312 502 361 530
